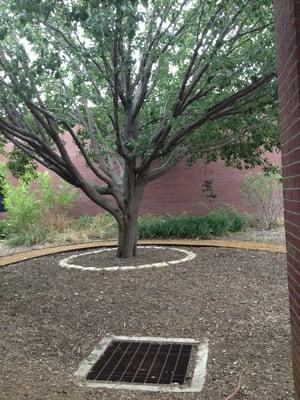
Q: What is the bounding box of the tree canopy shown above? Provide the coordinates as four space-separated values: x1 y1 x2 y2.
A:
0 0 278 256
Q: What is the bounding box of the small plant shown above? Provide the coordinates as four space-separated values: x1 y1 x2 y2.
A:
227 207 248 232
206 208 230 236
202 179 217 200
241 172 283 229
8 225 49 246
74 214 96 229
0 219 8 239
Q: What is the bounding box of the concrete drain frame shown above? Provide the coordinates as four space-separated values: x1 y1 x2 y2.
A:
74 335 208 393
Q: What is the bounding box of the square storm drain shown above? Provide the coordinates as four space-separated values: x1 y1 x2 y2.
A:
74 336 208 393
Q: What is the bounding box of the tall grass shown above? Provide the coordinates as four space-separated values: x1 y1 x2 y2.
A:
138 208 248 240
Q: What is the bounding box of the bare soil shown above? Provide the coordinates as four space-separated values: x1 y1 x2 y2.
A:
0 246 293 400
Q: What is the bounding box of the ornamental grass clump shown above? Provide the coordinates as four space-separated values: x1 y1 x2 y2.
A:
138 208 247 240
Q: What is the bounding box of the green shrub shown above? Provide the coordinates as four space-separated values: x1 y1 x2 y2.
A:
0 219 8 239
8 225 50 246
241 172 283 229
205 208 230 236
4 179 42 233
138 208 247 240
0 163 79 246
227 208 248 232
37 172 78 214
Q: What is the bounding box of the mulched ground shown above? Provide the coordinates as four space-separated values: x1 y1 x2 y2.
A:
0 246 293 400
63 246 186 268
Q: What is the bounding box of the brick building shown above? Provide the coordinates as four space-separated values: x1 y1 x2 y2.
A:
274 0 300 398
20 133 279 217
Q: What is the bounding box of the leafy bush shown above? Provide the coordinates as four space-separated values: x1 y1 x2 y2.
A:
227 208 248 232
8 225 49 246
37 172 78 214
0 219 8 239
241 172 283 229
0 163 78 246
4 179 42 234
206 208 231 236
138 208 247 240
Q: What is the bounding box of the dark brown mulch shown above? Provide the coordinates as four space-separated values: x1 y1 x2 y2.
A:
0 246 293 400
65 247 185 268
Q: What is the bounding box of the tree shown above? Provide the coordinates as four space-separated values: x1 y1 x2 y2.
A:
0 0 277 257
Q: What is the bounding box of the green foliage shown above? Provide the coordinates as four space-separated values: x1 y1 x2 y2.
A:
0 0 278 255
226 207 248 232
73 214 96 229
0 219 9 239
0 163 78 245
74 213 116 229
138 215 211 239
6 147 37 181
37 172 78 213
206 208 232 236
202 179 217 200
0 0 278 169
138 208 248 240
72 213 117 238
241 172 283 229
8 225 49 246
3 177 42 234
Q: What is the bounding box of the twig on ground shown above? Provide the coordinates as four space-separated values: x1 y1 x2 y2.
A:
224 368 246 400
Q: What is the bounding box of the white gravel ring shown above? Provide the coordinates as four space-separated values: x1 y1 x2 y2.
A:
59 246 196 272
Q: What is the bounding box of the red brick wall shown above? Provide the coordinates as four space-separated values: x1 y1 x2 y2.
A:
140 153 281 216
50 139 280 217
1 135 280 217
42 134 281 216
274 0 300 397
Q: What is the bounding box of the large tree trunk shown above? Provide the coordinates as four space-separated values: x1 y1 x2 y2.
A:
117 212 139 258
116 181 145 258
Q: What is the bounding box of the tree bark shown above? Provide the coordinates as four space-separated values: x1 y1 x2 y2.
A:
116 180 145 258
117 212 139 258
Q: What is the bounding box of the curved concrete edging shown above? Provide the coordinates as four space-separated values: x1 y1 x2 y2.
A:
0 239 286 268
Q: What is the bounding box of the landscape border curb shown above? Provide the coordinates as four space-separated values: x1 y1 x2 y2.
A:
0 239 286 267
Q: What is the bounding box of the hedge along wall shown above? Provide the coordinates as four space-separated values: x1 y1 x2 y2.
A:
274 0 300 398
1 134 281 217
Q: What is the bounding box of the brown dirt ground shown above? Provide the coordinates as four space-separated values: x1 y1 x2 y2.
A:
0 246 293 400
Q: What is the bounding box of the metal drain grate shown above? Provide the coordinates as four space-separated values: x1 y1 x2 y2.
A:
75 335 208 392
86 340 192 385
